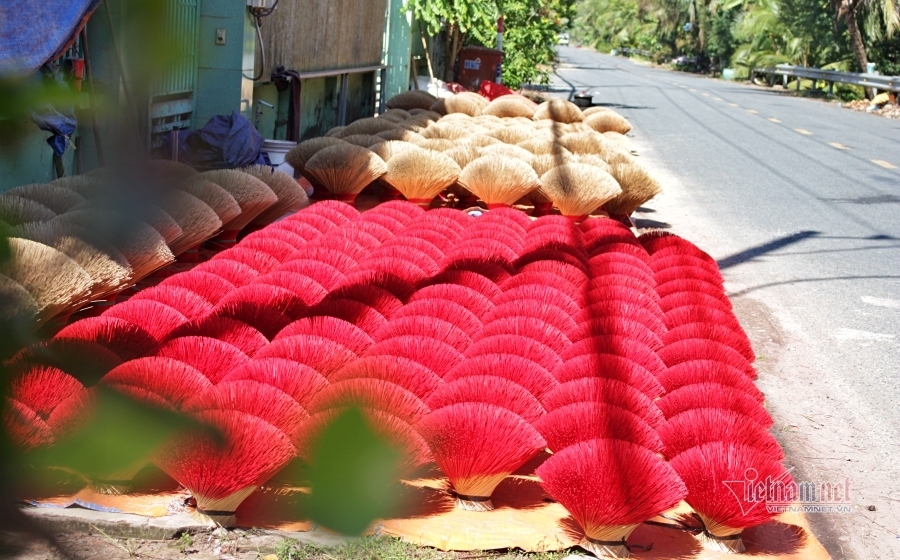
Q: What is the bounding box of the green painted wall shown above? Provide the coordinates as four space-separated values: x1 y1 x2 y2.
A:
252 82 280 140
194 0 255 127
0 120 77 191
384 0 413 98
298 77 341 140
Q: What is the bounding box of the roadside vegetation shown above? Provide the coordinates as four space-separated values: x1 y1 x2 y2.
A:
572 0 900 98
405 0 576 88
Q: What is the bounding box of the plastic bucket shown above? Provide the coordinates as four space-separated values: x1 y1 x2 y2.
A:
722 68 736 81
262 139 296 166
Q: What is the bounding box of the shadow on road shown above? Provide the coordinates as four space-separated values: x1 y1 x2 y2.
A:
718 230 820 269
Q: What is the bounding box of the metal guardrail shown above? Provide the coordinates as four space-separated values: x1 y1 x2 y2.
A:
755 64 900 93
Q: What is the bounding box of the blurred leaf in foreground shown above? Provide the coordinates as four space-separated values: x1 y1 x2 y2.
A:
302 408 407 535
27 387 217 479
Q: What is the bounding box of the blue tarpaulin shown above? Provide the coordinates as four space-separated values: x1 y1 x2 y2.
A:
161 112 265 171
0 0 101 76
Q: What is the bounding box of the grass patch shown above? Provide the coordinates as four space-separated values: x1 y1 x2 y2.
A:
270 536 574 560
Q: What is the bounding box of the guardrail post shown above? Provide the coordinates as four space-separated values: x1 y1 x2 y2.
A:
828 81 834 96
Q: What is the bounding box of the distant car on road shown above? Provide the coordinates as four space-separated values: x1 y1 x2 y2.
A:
558 33 570 46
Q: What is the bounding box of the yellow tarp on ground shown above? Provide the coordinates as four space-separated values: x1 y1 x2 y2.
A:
30 471 829 559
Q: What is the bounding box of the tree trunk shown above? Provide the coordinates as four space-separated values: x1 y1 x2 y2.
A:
445 24 460 83
844 7 873 98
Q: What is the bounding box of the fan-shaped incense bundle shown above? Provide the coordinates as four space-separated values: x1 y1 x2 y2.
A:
486 126 534 145
482 95 537 118
536 439 686 558
381 147 460 207
340 117 400 137
533 99 585 124
375 128 425 143
419 402 545 510
539 163 622 221
0 195 56 225
53 211 175 281
669 442 792 552
1 238 93 322
386 90 438 111
13 221 132 299
604 161 662 217
341 134 385 148
6 184 86 214
420 122 472 140
430 95 482 117
458 155 541 208
155 410 297 527
157 190 222 257
201 170 278 236
285 137 347 177
0 274 40 324
584 110 633 134
480 143 535 164
242 165 309 225
556 131 608 156
303 144 387 203
178 177 243 228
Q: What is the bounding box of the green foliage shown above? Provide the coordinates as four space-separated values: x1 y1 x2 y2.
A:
500 0 577 87
404 0 574 87
26 387 215 480
301 407 407 535
573 0 893 82
268 536 574 559
406 0 499 45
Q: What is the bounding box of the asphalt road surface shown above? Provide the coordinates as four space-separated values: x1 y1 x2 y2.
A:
549 46 900 558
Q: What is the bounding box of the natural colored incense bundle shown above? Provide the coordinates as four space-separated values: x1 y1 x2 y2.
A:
241 165 309 225
340 116 400 137
482 95 536 118
302 144 388 203
201 169 278 232
381 147 460 207
486 126 533 145
539 163 623 221
1 238 93 322
178 177 242 227
5 184 86 214
386 90 438 111
430 95 483 117
604 161 662 217
480 143 535 164
584 110 633 134
13 221 131 299
0 195 56 225
533 99 585 123
285 137 347 176
158 190 222 257
340 134 386 148
458 154 541 208
54 209 174 281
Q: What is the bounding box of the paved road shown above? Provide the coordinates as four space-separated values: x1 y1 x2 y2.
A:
549 46 900 558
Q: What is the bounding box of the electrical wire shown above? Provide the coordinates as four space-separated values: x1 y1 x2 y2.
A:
243 0 279 81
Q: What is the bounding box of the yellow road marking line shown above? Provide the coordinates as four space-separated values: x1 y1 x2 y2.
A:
873 160 898 169
702 92 709 96
768 117 781 123
714 97 722 101
746 109 758 114
689 88 697 92
729 103 739 107
828 142 850 150
795 128 812 135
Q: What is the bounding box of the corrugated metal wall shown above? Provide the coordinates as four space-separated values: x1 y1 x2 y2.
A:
153 0 199 96
261 0 388 76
